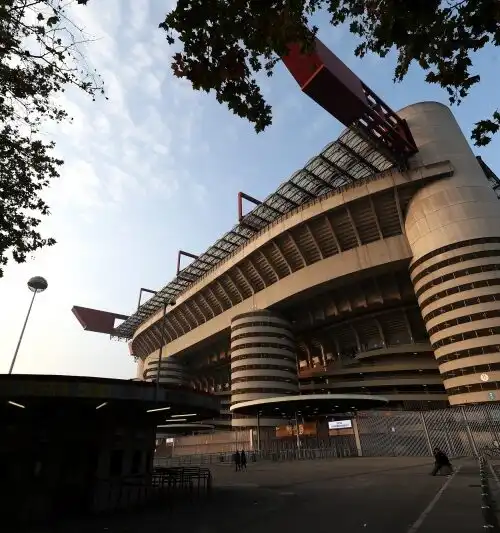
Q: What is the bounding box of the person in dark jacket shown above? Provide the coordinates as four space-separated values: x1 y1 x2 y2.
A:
431 447 452 476
240 450 247 470
233 451 241 472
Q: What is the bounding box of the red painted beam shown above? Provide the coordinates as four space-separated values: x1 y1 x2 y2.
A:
282 39 369 127
72 306 129 335
282 37 417 161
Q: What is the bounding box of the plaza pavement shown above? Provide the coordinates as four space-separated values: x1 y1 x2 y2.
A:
36 456 495 533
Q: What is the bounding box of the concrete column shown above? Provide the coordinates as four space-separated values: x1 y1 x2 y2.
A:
230 310 299 429
352 418 363 457
400 102 500 406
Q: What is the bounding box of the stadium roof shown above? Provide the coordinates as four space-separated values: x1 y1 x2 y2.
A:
113 126 395 340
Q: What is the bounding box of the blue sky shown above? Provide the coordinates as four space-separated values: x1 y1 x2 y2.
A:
0 1 498 379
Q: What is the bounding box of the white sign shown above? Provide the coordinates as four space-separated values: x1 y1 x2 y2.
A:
481 373 490 382
328 419 352 430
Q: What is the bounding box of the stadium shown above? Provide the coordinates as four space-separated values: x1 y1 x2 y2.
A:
73 39 500 455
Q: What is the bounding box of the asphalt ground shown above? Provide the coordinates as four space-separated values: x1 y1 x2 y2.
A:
34 456 488 533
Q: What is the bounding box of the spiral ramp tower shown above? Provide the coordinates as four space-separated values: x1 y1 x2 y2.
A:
402 102 500 405
230 310 300 428
142 351 187 387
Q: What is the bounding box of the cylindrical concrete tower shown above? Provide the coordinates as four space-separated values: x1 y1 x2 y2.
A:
401 102 500 405
143 352 187 387
230 310 299 427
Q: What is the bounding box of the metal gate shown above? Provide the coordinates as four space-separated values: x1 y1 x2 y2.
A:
357 404 500 457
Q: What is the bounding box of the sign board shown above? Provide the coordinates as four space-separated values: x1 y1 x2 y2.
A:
328 420 352 430
481 373 490 382
276 422 317 438
489 391 496 401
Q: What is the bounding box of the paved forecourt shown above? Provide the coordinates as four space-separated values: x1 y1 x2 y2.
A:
39 457 486 533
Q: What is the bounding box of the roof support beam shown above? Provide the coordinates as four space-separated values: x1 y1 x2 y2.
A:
369 197 383 239
228 230 250 241
402 308 414 343
134 338 147 359
164 319 178 341
288 181 316 198
302 166 332 190
258 249 280 281
153 321 173 345
191 298 208 322
177 273 199 284
137 287 157 311
345 206 361 246
170 313 187 336
141 331 157 356
225 273 244 302
238 191 262 221
216 279 236 306
199 292 216 318
304 223 324 260
317 153 356 184
374 317 386 347
207 286 225 313
323 215 342 253
287 232 307 267
177 307 194 331
394 188 405 234
183 302 200 327
275 191 300 207
262 201 286 216
337 139 379 174
235 265 255 295
239 220 261 232
247 258 267 288
177 250 211 275
272 241 292 274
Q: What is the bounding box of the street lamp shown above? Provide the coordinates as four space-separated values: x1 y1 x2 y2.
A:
8 276 48 374
155 298 176 401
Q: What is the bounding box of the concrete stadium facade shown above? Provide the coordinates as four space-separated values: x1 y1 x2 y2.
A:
132 102 500 428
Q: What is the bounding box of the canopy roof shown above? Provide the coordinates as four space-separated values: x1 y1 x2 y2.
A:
230 393 388 418
114 127 394 340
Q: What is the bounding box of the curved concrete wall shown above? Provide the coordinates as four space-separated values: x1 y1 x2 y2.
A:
402 102 500 405
143 353 187 387
231 310 299 428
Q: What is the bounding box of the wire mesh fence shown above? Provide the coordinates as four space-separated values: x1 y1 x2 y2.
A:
357 404 500 458
155 405 500 466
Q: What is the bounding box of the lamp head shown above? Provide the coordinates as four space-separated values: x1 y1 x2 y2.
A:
27 276 48 293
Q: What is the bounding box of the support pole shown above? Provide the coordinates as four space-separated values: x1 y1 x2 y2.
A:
420 412 433 456
352 418 363 457
257 412 261 452
295 412 301 453
461 406 479 457
9 290 37 374
155 302 167 402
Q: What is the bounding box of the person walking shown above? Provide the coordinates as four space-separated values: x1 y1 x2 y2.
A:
240 450 247 470
431 447 452 476
233 450 241 472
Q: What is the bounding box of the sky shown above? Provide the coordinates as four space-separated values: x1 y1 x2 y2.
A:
0 1 498 379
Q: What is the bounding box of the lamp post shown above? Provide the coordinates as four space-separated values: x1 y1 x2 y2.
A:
155 299 176 401
8 276 48 374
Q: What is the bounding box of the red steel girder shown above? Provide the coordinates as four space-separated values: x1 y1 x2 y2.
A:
282 38 417 164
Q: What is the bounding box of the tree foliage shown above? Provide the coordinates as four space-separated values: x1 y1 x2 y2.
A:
160 0 500 144
0 0 103 277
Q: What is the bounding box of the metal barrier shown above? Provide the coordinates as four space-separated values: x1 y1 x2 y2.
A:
155 447 356 467
357 405 500 458
479 457 500 531
94 467 212 514
152 466 212 494
157 405 500 464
